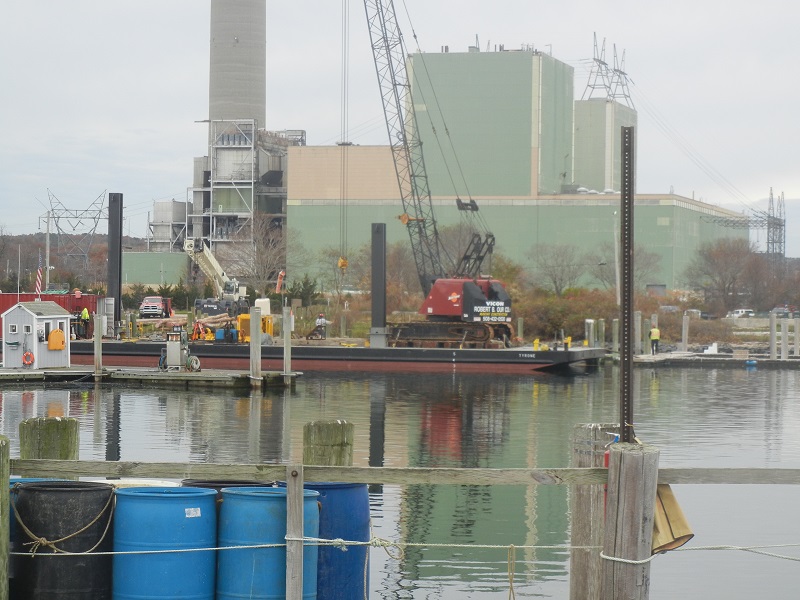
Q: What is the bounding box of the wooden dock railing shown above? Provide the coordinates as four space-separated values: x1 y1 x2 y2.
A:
2 419 800 600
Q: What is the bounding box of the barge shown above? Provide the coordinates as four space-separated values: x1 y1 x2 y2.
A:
67 340 606 374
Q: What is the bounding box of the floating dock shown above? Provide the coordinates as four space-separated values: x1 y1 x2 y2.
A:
0 366 299 389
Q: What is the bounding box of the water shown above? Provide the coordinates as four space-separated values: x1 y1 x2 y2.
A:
2 365 800 598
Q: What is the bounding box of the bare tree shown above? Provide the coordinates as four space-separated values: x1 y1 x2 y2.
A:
683 238 756 310
223 214 293 296
589 242 661 291
527 244 585 297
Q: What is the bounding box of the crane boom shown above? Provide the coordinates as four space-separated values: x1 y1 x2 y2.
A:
184 238 249 317
363 0 444 296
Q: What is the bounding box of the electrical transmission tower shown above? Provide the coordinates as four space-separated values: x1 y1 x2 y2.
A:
581 34 635 109
46 190 107 271
701 188 786 276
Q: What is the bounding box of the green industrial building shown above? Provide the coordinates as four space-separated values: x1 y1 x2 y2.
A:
286 47 746 291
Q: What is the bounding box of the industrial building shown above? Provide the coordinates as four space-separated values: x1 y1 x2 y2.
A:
134 2 748 294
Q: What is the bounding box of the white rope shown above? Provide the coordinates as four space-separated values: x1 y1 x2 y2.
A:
16 535 800 565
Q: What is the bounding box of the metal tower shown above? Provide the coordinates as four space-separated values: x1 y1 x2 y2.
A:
581 34 611 101
47 189 107 271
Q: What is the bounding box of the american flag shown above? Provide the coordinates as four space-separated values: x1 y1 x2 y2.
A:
34 249 43 295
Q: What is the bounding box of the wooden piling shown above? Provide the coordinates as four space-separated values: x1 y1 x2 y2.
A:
0 435 9 600
570 423 617 600
303 420 354 467
93 313 103 378
680 314 689 352
601 443 659 600
285 464 305 600
19 417 79 461
250 306 262 387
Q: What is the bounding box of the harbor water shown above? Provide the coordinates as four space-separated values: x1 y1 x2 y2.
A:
1 365 799 598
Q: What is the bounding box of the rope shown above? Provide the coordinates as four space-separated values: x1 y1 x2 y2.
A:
12 488 115 556
601 542 800 564
507 544 516 599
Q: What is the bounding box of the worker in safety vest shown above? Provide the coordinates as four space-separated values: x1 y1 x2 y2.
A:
649 325 661 355
80 307 90 339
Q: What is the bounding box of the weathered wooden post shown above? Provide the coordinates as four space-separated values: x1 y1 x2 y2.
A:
250 306 262 388
680 314 689 352
282 306 293 384
597 319 606 348
0 435 10 600
303 420 354 467
781 318 788 360
633 312 642 355
641 318 650 356
601 443 659 600
795 317 800 356
612 319 619 354
570 423 617 600
287 421 355 600
19 417 79 461
285 463 305 600
93 313 103 378
769 311 777 359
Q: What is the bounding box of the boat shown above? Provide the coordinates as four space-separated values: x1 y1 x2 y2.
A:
67 339 606 374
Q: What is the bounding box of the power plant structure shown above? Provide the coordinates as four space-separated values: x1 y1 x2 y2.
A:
133 3 769 294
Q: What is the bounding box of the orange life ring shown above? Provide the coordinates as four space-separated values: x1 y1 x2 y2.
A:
22 351 34 366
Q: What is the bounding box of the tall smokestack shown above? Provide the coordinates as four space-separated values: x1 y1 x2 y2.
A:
209 0 266 128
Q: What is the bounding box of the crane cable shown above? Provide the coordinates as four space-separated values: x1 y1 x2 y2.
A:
398 1 492 237
337 0 350 276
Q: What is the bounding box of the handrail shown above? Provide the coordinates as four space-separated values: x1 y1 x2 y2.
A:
10 460 800 486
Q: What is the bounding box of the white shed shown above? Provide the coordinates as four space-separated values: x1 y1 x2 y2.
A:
1 301 72 369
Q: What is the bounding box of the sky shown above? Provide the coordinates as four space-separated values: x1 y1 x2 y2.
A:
1 1 798 253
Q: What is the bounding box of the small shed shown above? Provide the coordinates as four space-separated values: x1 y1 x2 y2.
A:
1 301 72 369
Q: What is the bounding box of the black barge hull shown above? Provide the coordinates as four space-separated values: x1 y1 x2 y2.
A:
67 341 606 374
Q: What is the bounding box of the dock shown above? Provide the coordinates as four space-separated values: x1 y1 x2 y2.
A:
633 350 798 369
0 366 300 389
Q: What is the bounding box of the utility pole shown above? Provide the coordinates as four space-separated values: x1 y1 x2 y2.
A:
45 211 51 291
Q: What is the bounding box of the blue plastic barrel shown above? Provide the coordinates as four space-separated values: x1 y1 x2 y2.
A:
217 487 320 600
306 482 371 600
113 487 218 599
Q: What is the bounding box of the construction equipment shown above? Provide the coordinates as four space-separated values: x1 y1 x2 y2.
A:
184 238 250 317
363 0 512 347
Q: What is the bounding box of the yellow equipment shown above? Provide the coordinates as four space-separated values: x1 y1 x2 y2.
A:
237 313 274 343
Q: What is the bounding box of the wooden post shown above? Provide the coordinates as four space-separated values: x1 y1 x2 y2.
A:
0 435 9 600
93 313 103 377
285 464 304 600
769 312 777 359
633 312 642 355
601 443 659 600
282 306 292 383
570 423 617 600
250 306 262 387
303 420 354 467
795 317 800 356
680 314 689 352
781 318 788 360
19 417 79 461
612 319 619 354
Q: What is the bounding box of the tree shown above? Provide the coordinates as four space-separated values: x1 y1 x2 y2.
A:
683 238 755 310
223 213 288 297
527 244 586 297
589 243 661 292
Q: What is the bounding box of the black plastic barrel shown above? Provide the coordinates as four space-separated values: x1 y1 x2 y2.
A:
11 481 115 599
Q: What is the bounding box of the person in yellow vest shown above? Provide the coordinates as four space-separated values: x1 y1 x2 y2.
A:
649 325 661 355
80 306 90 339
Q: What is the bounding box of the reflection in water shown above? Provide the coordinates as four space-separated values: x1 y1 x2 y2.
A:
1 368 800 598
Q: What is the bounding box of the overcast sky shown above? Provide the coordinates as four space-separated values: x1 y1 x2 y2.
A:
1 1 798 253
